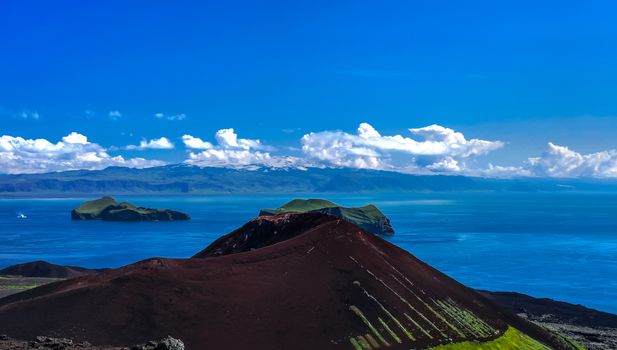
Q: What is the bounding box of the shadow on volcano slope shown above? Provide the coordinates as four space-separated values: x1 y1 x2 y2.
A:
0 213 580 350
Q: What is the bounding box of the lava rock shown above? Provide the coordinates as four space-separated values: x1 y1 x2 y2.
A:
130 337 183 350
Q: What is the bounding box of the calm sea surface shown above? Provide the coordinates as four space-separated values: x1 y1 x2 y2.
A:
1 193 616 313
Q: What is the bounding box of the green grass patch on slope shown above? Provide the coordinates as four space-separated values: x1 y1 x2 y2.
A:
0 284 37 290
428 326 565 350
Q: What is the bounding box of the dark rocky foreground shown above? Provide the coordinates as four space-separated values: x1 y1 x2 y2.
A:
524 317 617 350
0 335 184 350
0 213 588 349
481 291 617 350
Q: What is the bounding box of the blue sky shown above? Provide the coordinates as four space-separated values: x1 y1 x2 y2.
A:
1 1 617 176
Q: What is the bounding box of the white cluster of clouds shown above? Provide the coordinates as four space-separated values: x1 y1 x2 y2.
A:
178 125 617 178
0 132 165 174
527 143 617 178
182 129 303 169
126 137 174 150
476 143 617 178
301 123 503 172
2 123 617 178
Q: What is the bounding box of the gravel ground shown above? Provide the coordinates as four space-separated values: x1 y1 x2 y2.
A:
0 335 184 350
521 315 617 350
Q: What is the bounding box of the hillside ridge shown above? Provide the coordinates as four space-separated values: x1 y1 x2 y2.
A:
0 213 580 349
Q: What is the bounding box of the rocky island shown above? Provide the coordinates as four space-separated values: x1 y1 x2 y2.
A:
259 198 395 236
71 196 190 222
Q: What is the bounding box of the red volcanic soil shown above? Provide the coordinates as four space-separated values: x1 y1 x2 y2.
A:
0 260 105 278
193 212 335 258
0 213 573 349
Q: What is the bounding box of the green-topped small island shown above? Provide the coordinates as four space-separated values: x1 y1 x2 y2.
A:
71 196 190 222
259 198 394 236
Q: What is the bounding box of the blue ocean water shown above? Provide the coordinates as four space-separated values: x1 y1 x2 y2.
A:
1 193 616 314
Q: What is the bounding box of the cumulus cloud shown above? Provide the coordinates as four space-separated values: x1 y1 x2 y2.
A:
301 123 503 172
527 143 617 178
181 135 213 150
0 133 165 174
155 113 186 121
62 132 89 144
426 157 461 172
183 129 302 169
182 128 267 152
126 137 175 150
477 143 617 178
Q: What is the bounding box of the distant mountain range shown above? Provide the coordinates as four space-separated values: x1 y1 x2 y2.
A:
1 164 617 196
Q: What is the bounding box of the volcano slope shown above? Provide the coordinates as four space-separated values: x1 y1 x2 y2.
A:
0 213 580 350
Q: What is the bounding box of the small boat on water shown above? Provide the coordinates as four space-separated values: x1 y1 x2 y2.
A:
16 213 27 219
